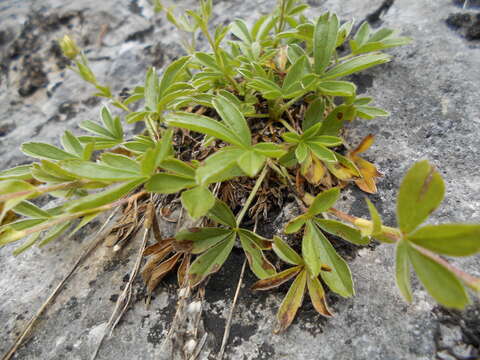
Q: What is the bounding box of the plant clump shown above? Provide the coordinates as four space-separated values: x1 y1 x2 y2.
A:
1 0 479 335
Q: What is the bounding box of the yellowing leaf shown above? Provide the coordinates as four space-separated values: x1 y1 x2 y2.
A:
275 269 307 333
251 266 303 291
307 274 333 317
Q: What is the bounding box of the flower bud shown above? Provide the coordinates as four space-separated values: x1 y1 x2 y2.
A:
59 35 80 60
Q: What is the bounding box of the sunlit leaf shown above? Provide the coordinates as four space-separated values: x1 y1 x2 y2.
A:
397 160 445 234
395 240 413 302
313 12 339 74
315 218 369 245
408 245 469 309
322 53 390 80
22 142 77 161
307 187 340 216
408 224 480 256
304 221 354 297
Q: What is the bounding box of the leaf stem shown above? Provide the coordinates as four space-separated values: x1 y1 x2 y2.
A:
236 165 269 225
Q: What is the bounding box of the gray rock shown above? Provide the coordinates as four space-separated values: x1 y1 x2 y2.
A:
1 0 480 359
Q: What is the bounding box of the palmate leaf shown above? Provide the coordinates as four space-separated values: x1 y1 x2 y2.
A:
181 186 216 219
407 243 470 309
189 232 236 287
315 219 369 246
207 199 237 228
237 150 266 177
146 174 196 194
272 236 303 265
395 240 413 302
166 112 242 147
303 221 354 297
61 160 140 182
407 224 480 256
195 147 245 185
321 53 391 80
175 227 233 254
67 178 146 213
239 231 276 279
313 12 339 74
307 187 340 216
22 142 77 161
212 95 251 147
397 160 445 234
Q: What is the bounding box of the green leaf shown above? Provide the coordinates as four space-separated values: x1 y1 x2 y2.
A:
144 67 159 111
247 78 283 100
237 150 266 177
166 112 242 147
295 142 308 163
213 95 251 147
273 236 303 265
313 12 339 74
207 199 237 228
397 160 445 234
13 201 51 219
22 142 77 161
61 131 83 157
38 221 71 247
158 56 190 98
322 53 391 80
101 106 123 139
366 198 382 235
175 227 233 254
146 173 196 194
408 224 480 256
356 105 390 119
253 143 286 158
239 232 276 279
308 136 343 147
353 21 371 47
13 233 41 256
181 186 216 219
318 81 356 97
68 178 145 213
285 214 308 234
0 180 39 222
395 240 413 302
189 232 236 286
80 120 115 139
283 56 307 90
304 221 354 297
275 269 307 333
231 19 253 44
303 99 325 131
61 160 140 181
408 245 469 309
196 147 244 185
308 187 340 216
0 165 32 181
160 158 196 178
238 229 272 250
315 219 369 245
307 142 337 163
100 153 141 173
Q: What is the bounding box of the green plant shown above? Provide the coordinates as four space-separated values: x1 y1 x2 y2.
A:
1 0 479 335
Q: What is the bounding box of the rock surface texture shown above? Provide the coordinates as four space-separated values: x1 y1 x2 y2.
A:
1 0 480 359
